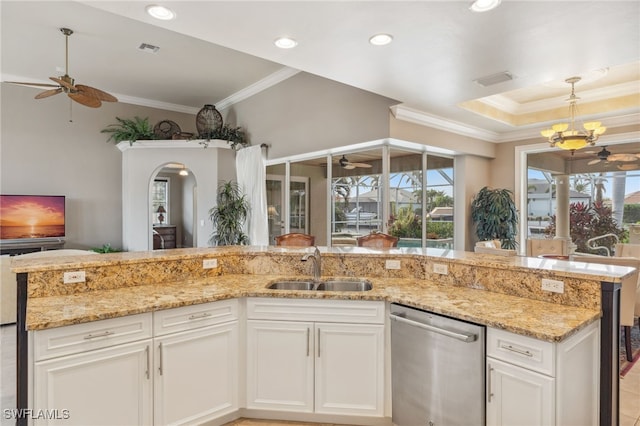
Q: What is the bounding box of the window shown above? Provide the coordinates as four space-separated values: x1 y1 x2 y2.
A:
152 178 169 225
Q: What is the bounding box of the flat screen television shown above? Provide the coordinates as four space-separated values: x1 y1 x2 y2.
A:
0 195 66 243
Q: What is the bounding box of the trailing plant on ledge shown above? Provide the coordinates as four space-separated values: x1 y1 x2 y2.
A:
101 116 156 145
198 124 247 150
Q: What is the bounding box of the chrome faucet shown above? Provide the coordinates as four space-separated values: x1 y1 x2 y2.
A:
301 246 322 282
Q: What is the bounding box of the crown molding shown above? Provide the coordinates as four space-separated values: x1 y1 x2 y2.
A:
480 81 640 115
391 105 640 144
390 105 500 142
3 66 300 115
215 67 301 111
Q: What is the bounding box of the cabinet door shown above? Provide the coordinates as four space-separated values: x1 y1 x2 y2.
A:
154 322 238 425
486 358 555 426
246 320 314 412
314 323 384 416
34 340 152 426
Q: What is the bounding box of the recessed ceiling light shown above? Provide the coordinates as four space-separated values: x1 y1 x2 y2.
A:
469 0 502 12
274 37 298 49
146 4 176 20
369 34 393 46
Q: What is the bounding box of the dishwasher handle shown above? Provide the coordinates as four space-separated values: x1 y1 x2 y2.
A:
390 312 478 343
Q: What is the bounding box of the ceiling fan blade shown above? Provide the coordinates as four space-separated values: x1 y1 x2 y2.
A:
343 164 356 170
68 92 101 108
50 76 75 91
35 88 63 99
5 81 60 88
587 159 602 165
351 162 372 168
607 153 637 162
618 164 638 171
76 84 117 102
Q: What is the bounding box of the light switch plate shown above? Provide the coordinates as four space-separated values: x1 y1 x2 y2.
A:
385 259 401 270
203 258 218 269
63 271 86 284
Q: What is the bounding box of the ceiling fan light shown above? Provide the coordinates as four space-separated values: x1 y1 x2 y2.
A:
551 123 569 133
146 5 176 20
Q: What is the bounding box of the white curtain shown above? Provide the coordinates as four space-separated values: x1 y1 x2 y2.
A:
235 145 269 245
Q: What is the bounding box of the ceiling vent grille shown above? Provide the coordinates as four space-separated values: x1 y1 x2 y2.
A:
138 43 160 54
474 71 514 87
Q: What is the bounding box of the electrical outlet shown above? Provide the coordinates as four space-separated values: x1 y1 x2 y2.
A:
63 271 86 284
203 258 218 269
385 259 401 270
541 278 564 293
433 263 448 275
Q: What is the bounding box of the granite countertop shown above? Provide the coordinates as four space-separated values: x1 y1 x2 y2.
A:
26 274 600 343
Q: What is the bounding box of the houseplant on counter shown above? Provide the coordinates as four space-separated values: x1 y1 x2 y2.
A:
471 186 518 249
208 181 249 246
101 116 156 145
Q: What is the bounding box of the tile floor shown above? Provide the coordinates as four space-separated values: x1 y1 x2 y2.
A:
2 323 639 426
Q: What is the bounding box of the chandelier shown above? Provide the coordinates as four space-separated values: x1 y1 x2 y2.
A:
540 76 606 153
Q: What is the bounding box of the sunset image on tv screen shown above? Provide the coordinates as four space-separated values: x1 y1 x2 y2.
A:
0 195 65 240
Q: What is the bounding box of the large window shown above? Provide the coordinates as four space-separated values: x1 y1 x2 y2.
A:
526 143 640 254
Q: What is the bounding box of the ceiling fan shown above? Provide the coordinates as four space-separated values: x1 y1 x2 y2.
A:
6 28 117 108
338 155 372 170
587 146 639 166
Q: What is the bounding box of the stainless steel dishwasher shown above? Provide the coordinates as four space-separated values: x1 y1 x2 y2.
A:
390 303 485 426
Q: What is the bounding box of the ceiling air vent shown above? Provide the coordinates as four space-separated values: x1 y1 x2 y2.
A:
138 43 160 54
474 71 514 87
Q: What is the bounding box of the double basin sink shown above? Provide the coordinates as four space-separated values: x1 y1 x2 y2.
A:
267 279 372 292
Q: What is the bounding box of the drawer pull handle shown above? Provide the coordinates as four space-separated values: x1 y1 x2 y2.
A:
501 344 533 357
83 331 114 340
188 313 212 320
145 346 150 380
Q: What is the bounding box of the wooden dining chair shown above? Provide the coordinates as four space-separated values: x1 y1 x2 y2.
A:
357 232 398 248
274 233 315 246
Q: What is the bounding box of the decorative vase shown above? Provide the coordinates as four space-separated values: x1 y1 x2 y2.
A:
196 104 223 139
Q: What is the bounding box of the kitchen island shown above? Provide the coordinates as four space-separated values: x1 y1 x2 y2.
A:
11 246 633 425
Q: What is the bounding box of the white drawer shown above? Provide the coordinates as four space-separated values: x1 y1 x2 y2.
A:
34 313 152 361
246 297 385 324
153 299 238 336
487 327 555 376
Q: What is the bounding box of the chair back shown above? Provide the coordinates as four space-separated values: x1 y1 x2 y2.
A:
274 233 315 247
573 253 640 326
357 232 398 248
526 238 569 257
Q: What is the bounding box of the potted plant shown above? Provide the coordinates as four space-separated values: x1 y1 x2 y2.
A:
101 116 156 145
471 186 518 249
208 181 249 246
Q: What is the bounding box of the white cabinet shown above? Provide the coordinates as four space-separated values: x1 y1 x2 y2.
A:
486 358 554 426
486 320 600 426
33 314 153 426
246 298 385 416
246 320 314 412
32 300 238 426
314 322 384 415
153 301 238 425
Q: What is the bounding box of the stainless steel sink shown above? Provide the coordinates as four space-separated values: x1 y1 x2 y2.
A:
316 279 373 292
267 280 315 290
266 279 372 291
